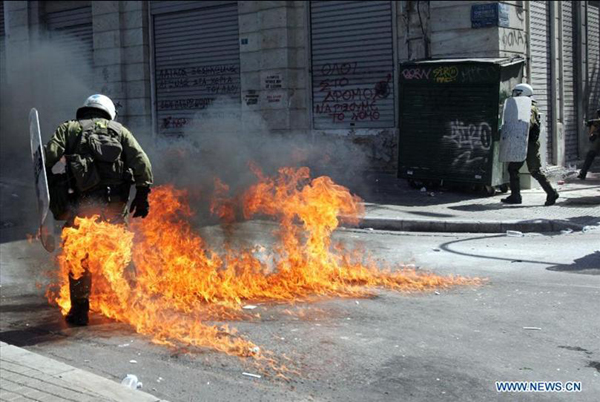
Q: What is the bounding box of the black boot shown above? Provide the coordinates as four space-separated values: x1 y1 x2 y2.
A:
501 177 522 204
577 151 596 180
65 271 91 326
536 175 559 206
66 299 89 326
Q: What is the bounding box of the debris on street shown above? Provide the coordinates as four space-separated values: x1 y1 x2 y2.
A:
121 374 143 390
242 372 262 379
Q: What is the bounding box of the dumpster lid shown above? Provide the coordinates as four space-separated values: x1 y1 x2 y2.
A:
401 56 525 67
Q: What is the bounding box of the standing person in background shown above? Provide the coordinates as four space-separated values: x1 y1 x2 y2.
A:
44 94 153 325
577 108 600 180
501 83 559 206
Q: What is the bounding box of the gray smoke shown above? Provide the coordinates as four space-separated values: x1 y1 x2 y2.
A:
0 32 95 242
144 101 374 225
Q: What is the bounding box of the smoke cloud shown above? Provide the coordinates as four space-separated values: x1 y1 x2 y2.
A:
0 32 95 242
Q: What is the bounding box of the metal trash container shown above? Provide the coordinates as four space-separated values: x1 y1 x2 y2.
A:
397 57 525 193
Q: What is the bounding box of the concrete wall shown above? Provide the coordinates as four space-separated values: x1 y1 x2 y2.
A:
238 1 309 135
92 1 152 138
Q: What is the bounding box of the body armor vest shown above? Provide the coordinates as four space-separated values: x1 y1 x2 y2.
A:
67 119 132 192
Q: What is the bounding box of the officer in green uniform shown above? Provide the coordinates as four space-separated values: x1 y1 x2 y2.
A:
501 84 559 206
577 108 600 180
45 94 153 325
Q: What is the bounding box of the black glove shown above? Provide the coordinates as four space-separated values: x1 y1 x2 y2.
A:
129 186 150 218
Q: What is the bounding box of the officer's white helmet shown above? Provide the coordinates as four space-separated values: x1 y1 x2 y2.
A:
77 94 117 120
512 83 534 98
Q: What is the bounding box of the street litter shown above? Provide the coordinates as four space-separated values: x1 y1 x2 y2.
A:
523 327 542 330
118 343 130 347
434 291 440 295
433 248 441 252
249 346 260 354
560 229 573 235
157 377 164 383
243 305 257 310
429 192 435 197
121 374 143 390
506 230 524 237
557 180 565 185
129 360 138 364
242 372 262 379
420 187 427 192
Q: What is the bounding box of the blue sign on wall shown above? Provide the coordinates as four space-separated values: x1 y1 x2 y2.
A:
471 3 510 29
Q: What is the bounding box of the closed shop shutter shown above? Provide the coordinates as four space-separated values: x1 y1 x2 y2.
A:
0 1 7 90
529 1 553 163
588 5 600 118
45 6 94 87
562 1 578 161
310 1 395 129
150 1 241 138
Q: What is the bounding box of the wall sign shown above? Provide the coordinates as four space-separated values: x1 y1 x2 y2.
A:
471 3 509 29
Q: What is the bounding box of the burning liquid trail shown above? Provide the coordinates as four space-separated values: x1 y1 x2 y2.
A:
47 167 478 367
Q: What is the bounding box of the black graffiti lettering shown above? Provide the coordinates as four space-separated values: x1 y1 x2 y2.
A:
321 62 358 76
158 98 215 111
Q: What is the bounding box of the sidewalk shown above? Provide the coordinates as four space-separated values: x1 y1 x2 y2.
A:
0 342 167 402
352 170 600 233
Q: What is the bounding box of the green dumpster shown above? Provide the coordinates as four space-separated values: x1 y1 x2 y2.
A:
397 58 525 192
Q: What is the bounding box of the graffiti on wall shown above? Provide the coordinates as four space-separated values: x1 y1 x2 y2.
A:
400 64 498 84
501 30 527 51
313 62 392 124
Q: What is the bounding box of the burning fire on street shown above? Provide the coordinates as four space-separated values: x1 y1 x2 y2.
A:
46 166 479 375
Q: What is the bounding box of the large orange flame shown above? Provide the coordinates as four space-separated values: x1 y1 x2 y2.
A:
47 166 478 372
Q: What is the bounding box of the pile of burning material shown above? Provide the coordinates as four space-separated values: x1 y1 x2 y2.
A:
46 166 478 373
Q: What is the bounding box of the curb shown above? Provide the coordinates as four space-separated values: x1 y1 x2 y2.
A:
0 342 168 402
357 217 585 233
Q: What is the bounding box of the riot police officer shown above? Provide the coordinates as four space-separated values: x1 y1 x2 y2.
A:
45 94 153 325
501 84 559 206
577 108 600 180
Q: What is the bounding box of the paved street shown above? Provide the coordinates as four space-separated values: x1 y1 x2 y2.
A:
1 221 599 402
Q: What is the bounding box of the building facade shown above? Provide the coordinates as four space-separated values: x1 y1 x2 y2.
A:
1 1 598 173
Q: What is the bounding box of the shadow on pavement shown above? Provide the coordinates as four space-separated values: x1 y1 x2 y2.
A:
546 251 600 275
438 235 562 265
559 196 600 207
349 173 498 208
448 203 531 212
564 216 600 226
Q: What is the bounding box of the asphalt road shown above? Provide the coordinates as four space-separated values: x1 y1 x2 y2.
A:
1 222 599 402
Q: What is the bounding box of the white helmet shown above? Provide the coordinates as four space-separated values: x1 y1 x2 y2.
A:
512 83 534 98
77 94 117 120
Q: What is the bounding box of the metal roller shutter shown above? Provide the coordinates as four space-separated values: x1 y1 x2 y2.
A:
529 1 553 163
562 1 578 161
310 1 395 129
588 5 600 118
45 6 94 87
0 1 6 91
151 1 241 138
